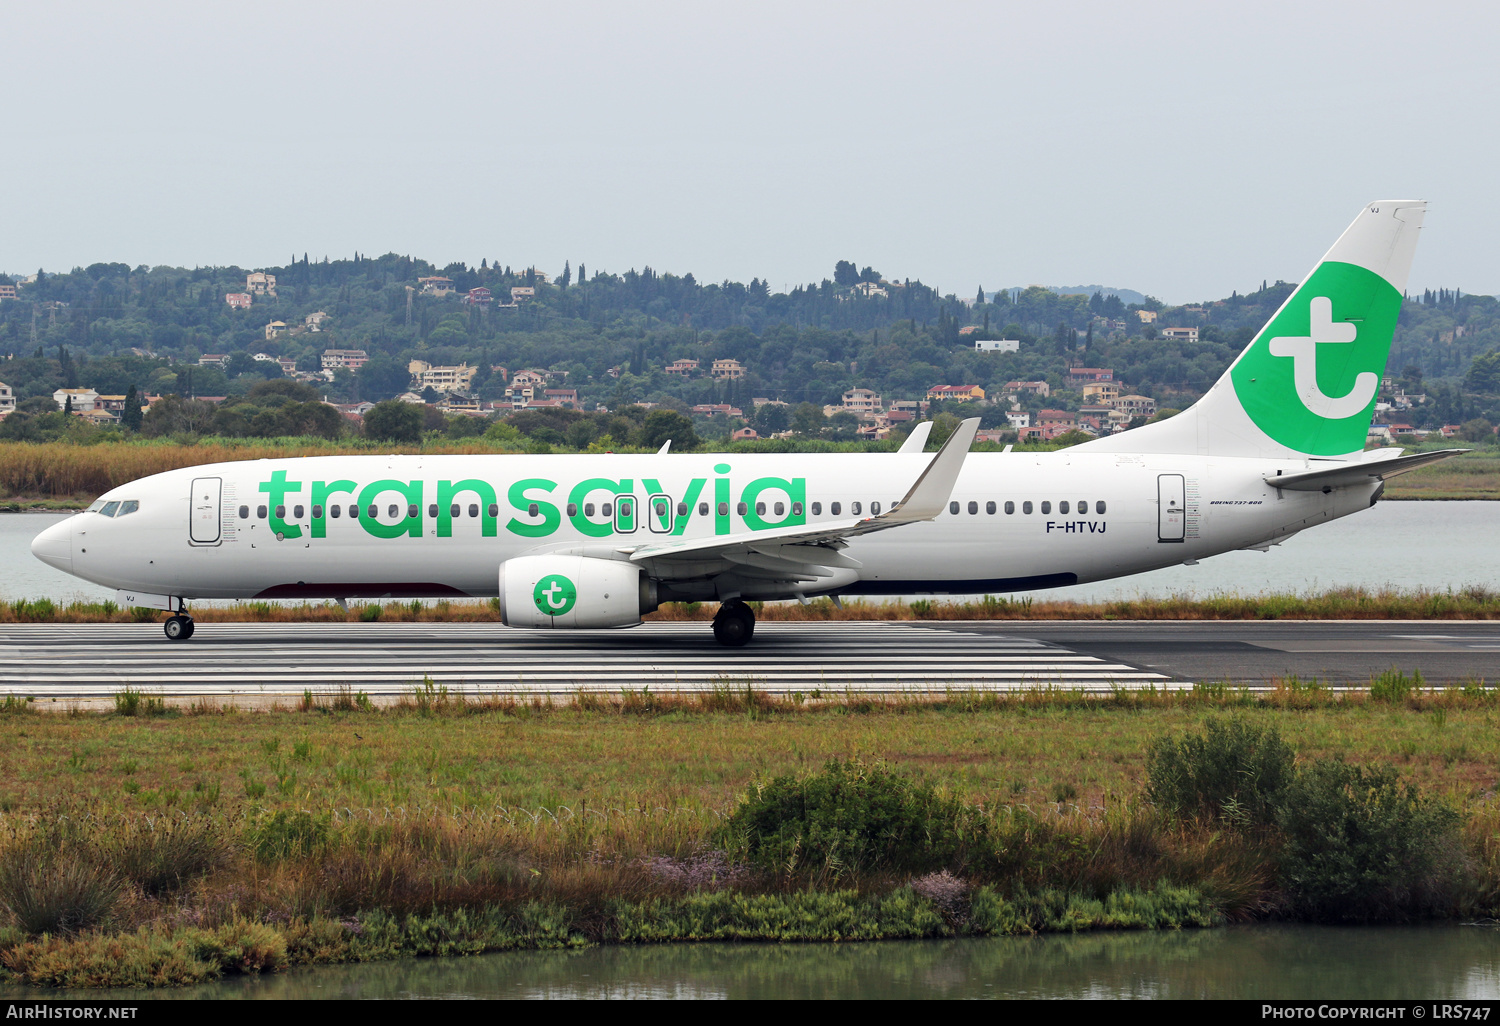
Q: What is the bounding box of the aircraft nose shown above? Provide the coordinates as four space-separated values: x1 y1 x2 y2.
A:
30 517 73 573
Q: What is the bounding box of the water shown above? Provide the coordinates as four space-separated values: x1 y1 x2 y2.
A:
2 501 1496 606
5 925 1498 999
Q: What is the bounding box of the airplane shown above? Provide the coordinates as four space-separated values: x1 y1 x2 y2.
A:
31 200 1464 646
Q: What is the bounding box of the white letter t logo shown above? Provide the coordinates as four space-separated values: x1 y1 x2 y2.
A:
1268 296 1378 419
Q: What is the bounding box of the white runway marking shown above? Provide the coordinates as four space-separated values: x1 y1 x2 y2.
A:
0 621 1179 696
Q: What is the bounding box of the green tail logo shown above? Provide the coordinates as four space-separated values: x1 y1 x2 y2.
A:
1230 261 1402 456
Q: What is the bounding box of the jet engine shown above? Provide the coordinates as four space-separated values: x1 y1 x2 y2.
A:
497 554 657 629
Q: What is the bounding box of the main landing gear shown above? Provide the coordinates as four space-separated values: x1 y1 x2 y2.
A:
164 614 195 641
712 600 755 647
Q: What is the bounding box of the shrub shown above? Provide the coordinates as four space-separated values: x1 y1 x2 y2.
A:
1276 759 1465 921
115 821 230 895
0 844 122 935
1370 667 1422 704
1145 717 1295 826
251 810 330 862
724 758 984 875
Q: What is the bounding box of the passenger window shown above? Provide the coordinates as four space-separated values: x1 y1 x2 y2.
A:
831 502 841 516
871 501 881 515
331 505 341 518
294 505 305 520
312 505 323 520
488 504 499 517
851 502 862 515
736 502 748 516
258 505 269 519
967 501 978 515
619 500 632 516
567 503 578 517
407 504 418 519
1041 501 1051 514
387 504 399 518
528 503 539 517
791 502 801 516
811 502 821 515
584 503 596 516
239 505 250 519
276 505 286 519
1079 501 1089 514
677 502 688 516
366 505 377 519
717 502 728 516
755 501 766 516
101 501 120 517
1004 501 1015 515
603 502 613 517
986 501 996 515
1059 501 1070 514
949 501 959 515
655 501 668 517
1097 500 1107 514
428 504 439 518
1022 501 1033 514
699 502 710 516
349 505 360 518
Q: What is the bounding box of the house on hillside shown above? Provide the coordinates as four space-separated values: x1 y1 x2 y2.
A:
246 272 277 296
225 293 252 309
710 359 746 380
418 277 454 296
1159 327 1199 342
53 388 100 412
926 384 985 403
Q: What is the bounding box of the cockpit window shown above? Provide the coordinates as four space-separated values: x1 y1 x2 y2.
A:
117 500 139 516
87 500 105 513
100 501 120 517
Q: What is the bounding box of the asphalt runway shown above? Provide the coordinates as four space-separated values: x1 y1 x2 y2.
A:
0 620 1493 701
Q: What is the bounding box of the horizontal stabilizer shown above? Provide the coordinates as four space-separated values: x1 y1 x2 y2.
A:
1267 448 1468 491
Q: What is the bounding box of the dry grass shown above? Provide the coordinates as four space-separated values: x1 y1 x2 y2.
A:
7 586 1500 625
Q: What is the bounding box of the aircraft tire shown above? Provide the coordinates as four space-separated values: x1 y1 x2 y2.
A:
164 615 192 642
712 603 754 647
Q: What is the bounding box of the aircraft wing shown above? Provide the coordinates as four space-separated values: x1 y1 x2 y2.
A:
1266 447 1469 491
624 418 979 583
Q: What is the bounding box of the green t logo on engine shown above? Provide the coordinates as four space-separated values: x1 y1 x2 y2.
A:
533 574 577 616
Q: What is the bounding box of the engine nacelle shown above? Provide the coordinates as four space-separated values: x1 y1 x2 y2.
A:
498 554 657 629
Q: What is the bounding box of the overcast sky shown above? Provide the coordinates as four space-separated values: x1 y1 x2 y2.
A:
5 1 1496 302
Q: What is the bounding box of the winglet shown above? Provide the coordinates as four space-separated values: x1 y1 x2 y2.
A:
656 440 672 455
896 421 933 454
884 417 979 522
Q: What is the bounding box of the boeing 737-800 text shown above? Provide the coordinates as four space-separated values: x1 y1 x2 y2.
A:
31 201 1462 645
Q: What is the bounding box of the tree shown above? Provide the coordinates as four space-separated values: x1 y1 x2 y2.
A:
834 261 859 288
356 355 410 402
791 402 827 436
975 286 985 307
121 385 142 432
362 400 424 443
640 409 699 451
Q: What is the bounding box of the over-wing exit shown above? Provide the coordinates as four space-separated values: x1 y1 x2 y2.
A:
32 202 1464 645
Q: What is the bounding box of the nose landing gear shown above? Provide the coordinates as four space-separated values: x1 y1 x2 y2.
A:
712 600 755 647
164 614 195 641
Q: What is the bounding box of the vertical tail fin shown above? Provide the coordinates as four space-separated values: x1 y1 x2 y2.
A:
1079 200 1426 459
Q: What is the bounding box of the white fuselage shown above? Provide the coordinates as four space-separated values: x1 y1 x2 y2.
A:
32 450 1378 606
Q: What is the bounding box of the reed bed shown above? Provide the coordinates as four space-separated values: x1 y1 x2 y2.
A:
0 439 524 500
6 586 1500 625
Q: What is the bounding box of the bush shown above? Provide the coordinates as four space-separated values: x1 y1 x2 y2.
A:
0 844 122 935
252 810 330 862
1145 717 1294 825
115 821 230 895
724 758 984 875
1276 759 1465 921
